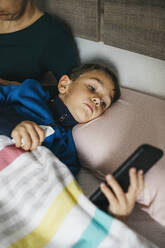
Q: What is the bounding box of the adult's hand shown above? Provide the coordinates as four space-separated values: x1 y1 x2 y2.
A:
0 78 20 85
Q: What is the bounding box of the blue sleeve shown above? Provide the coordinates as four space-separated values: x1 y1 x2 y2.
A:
0 84 22 136
0 106 26 137
0 79 49 104
0 84 18 104
0 79 48 137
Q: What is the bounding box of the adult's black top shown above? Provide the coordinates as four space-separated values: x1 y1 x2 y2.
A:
0 12 78 82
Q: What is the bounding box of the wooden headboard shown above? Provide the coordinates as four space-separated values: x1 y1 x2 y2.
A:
34 0 165 60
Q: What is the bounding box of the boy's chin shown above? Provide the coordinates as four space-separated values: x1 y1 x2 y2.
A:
72 112 91 124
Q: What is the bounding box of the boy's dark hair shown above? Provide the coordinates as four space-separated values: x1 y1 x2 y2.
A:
69 63 120 104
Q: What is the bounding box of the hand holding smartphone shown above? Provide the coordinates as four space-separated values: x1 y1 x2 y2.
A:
90 144 163 212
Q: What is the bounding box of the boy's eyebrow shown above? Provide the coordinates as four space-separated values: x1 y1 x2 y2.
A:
89 77 103 85
89 77 114 102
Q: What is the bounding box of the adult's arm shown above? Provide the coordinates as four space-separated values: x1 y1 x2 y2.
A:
0 78 20 85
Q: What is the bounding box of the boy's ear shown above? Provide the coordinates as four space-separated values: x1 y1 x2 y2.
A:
58 75 72 94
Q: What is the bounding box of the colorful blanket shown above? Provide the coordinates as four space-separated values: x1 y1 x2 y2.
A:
0 135 157 248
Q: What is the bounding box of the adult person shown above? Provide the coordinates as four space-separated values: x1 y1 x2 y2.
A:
0 0 78 85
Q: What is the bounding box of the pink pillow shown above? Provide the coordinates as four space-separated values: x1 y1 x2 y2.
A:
73 87 165 226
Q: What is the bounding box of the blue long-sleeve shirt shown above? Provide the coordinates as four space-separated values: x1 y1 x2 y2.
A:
0 79 80 176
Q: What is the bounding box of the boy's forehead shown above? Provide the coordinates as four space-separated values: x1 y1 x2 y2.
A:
80 69 112 83
80 69 103 78
79 69 115 96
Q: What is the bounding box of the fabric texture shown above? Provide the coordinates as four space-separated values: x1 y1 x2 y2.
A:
0 79 79 175
73 87 165 226
0 12 78 82
0 135 157 248
104 0 165 60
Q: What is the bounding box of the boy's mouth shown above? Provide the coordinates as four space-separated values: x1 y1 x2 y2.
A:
85 103 94 113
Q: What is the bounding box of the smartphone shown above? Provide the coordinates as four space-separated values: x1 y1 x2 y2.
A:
89 144 163 212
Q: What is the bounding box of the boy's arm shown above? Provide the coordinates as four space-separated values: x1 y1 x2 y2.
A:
0 106 45 150
0 84 26 136
0 82 46 149
0 106 27 137
0 83 18 103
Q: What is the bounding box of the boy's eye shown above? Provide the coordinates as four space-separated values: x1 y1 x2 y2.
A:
101 100 106 108
88 85 95 92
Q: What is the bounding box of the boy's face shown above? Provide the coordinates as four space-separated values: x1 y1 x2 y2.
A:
58 69 115 123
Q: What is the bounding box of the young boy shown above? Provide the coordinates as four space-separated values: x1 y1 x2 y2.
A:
0 63 144 221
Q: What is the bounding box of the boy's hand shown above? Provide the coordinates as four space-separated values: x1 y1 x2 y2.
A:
11 121 45 151
100 168 144 220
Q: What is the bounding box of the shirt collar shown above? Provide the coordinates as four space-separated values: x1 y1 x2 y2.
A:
48 95 78 128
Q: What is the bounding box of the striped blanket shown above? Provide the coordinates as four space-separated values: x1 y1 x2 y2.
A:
0 135 157 248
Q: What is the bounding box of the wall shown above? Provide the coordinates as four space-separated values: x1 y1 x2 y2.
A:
34 0 165 99
34 0 165 60
76 37 165 99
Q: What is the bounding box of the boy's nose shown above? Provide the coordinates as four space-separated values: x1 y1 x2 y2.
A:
91 97 100 106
